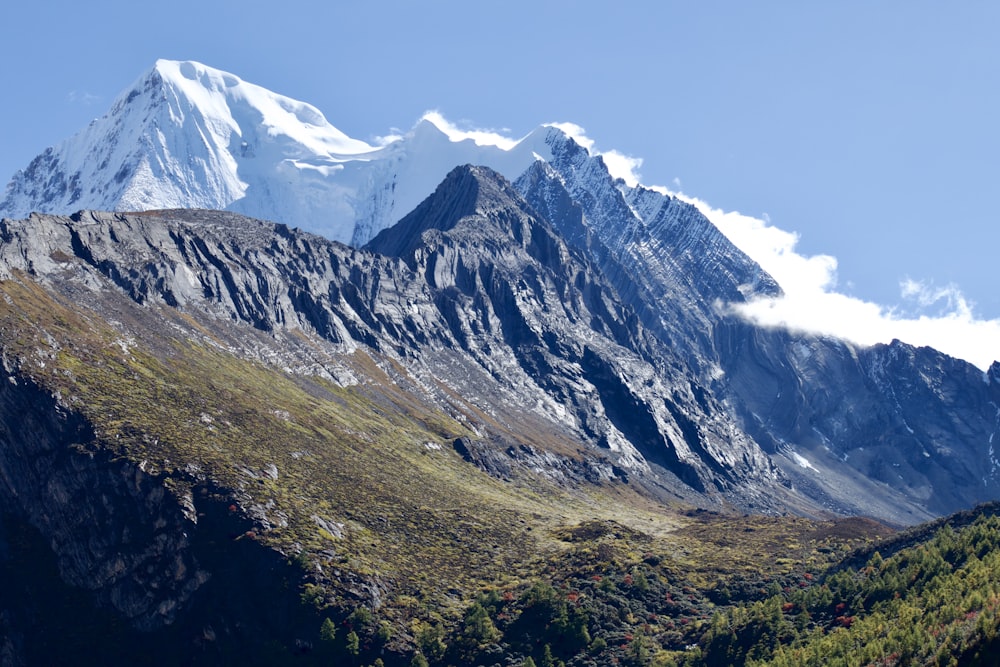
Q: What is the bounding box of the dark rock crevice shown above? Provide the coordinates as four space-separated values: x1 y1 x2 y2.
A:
0 369 336 664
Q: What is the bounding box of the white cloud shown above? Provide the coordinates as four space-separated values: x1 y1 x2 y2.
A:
372 129 404 147
421 111 519 150
411 114 642 187
599 150 643 187
669 191 1000 371
898 279 973 317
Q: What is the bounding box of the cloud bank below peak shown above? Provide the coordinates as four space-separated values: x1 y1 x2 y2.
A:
674 193 1000 371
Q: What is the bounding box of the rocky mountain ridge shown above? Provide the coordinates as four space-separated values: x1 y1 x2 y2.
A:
1 164 1000 664
3 165 998 523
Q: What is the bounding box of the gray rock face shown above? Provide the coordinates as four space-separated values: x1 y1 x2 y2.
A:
2 164 997 526
514 143 779 373
716 323 1000 522
0 370 207 631
0 168 781 506
511 143 1000 525
366 165 781 498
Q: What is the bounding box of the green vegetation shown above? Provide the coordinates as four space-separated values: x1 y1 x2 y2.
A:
691 509 1000 666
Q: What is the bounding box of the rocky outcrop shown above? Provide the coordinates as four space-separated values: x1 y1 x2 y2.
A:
0 368 206 631
0 365 361 664
366 165 782 499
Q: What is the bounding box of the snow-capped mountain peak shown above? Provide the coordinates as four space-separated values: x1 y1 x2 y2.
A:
149 60 374 157
0 59 745 257
0 59 386 240
0 60 579 242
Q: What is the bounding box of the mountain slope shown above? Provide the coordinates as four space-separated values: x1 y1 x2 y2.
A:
0 194 844 664
3 58 1000 665
366 165 781 498
692 503 1000 667
715 320 1000 523
1 166 786 506
0 196 906 663
511 141 1000 525
1 166 999 664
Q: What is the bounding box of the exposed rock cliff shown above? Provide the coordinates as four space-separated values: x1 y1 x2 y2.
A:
0 366 336 664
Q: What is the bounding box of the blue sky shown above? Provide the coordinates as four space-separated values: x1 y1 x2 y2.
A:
3 2 999 366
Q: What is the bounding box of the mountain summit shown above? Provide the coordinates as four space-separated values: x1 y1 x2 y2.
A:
1 60 378 239
0 60 360 230
2 60 590 245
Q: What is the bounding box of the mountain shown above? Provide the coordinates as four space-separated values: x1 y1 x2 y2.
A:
511 145 1000 524
1 60 563 245
1 60 370 237
0 183 798 663
3 60 1000 664
4 59 1000 522
364 165 781 499
0 186 992 665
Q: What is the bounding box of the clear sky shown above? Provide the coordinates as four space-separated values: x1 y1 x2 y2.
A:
2 1 999 367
